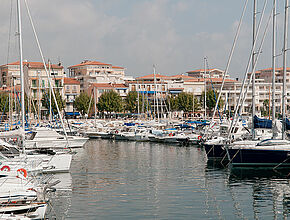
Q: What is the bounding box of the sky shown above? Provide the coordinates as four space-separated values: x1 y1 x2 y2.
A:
0 0 287 78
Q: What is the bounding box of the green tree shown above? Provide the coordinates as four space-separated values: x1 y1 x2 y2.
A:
193 96 201 112
124 91 138 113
42 89 65 115
166 95 178 111
261 99 270 117
74 92 93 116
97 90 123 113
124 91 148 113
201 89 224 113
0 93 9 113
176 92 193 112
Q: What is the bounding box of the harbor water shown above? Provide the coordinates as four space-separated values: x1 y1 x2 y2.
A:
49 139 289 219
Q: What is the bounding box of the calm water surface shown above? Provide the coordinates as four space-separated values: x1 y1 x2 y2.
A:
50 139 289 219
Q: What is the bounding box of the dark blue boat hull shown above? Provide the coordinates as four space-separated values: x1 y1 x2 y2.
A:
228 148 290 167
203 144 227 160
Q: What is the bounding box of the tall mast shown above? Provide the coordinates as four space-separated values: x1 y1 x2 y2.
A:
137 80 140 117
204 57 207 120
17 0 25 144
282 0 289 140
48 60 52 125
272 0 277 138
153 66 156 120
252 0 257 140
38 70 40 123
94 87 97 128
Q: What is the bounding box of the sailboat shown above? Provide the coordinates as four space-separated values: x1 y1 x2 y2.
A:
227 0 290 168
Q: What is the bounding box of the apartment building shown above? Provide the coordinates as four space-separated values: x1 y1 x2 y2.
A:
0 61 65 117
64 78 80 112
186 68 229 79
68 60 125 93
88 83 129 102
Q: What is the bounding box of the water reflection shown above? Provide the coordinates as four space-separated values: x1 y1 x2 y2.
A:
46 173 72 219
49 139 289 219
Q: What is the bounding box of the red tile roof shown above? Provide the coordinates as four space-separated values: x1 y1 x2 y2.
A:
169 88 184 90
112 66 125 69
257 67 290 71
127 81 167 84
68 61 111 68
113 84 127 88
136 73 168 80
90 83 128 88
2 61 63 69
185 78 238 83
64 77 80 85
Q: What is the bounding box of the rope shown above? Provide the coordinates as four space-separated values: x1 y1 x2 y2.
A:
273 155 289 170
225 148 240 167
6 0 13 67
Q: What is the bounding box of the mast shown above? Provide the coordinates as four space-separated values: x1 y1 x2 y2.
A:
252 0 257 140
192 93 195 119
94 86 97 128
48 60 52 125
204 57 207 120
17 0 25 151
137 80 140 117
142 80 145 117
38 70 40 123
271 0 276 139
282 0 288 140
9 79 11 129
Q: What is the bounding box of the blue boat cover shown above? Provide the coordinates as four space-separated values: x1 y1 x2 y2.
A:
124 122 135 126
253 115 272 129
65 112 80 116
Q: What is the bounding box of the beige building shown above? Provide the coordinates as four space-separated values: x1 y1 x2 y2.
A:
187 68 230 79
88 83 129 103
68 60 126 93
64 78 81 112
0 61 65 117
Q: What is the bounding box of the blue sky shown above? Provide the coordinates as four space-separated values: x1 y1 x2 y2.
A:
0 0 287 78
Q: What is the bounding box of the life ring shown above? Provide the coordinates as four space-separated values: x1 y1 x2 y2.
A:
1 165 10 172
198 135 202 141
17 168 27 178
169 133 173 137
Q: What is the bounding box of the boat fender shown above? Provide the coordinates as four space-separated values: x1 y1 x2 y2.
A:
198 135 202 141
17 168 27 178
0 165 10 172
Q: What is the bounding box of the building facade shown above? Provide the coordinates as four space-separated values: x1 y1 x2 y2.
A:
0 61 65 117
64 78 81 112
88 83 129 103
68 60 126 93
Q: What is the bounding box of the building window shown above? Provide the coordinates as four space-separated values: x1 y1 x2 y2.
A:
32 80 37 87
55 80 60 87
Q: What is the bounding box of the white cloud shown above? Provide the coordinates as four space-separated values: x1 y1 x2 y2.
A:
0 0 269 78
